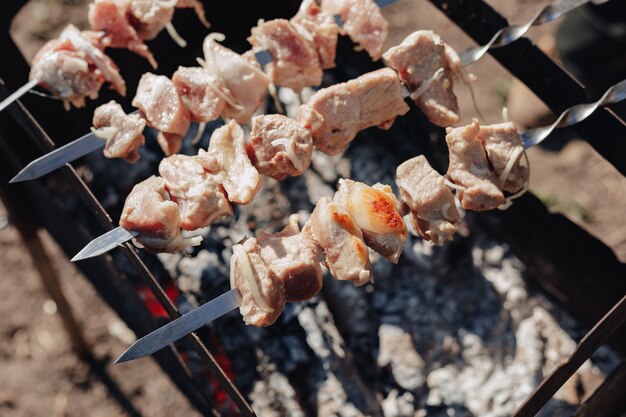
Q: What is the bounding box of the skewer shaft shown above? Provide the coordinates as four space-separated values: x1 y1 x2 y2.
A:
0 78 39 113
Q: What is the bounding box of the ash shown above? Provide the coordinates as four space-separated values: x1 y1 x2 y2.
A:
76 96 618 417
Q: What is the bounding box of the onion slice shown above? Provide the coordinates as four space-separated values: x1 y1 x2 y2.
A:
232 244 274 312
271 138 305 172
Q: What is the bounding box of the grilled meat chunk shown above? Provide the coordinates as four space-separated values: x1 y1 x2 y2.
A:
92 101 146 163
258 215 323 302
446 120 505 210
231 238 285 326
30 24 126 108
88 0 157 68
159 154 232 230
322 0 388 60
334 179 407 263
132 73 190 155
201 120 261 204
383 30 460 127
308 197 372 286
297 68 409 155
249 19 323 91
172 66 225 123
201 35 270 123
291 0 339 69
396 156 461 245
120 176 201 252
248 114 313 180
477 122 529 193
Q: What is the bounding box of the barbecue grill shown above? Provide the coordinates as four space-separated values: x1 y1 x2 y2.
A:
1 1 625 416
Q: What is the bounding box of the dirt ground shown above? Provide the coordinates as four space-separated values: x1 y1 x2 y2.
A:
2 0 625 416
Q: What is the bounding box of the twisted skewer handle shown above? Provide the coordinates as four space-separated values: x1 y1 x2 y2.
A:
521 79 626 148
458 0 603 67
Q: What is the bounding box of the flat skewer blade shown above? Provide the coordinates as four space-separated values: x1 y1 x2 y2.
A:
115 289 240 364
0 79 39 113
10 132 105 183
375 0 397 7
71 226 138 262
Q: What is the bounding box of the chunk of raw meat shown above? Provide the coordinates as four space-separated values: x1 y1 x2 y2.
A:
322 0 388 60
129 0 175 41
383 30 459 127
159 154 232 230
446 120 505 211
231 238 285 326
258 215 323 302
172 66 225 123
291 0 339 69
248 19 323 91
248 114 313 180
297 68 409 155
308 197 372 286
334 179 407 263
92 101 146 163
396 156 461 245
201 120 261 204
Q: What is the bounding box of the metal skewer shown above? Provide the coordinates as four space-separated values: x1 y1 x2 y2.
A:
0 79 39 113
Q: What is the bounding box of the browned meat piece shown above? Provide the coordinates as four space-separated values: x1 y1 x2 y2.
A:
231 238 285 326
120 176 201 252
172 67 225 123
258 215 323 302
30 25 126 109
129 0 175 40
383 30 460 127
308 197 372 286
175 0 209 27
159 154 232 230
477 122 529 193
446 120 505 211
248 114 313 180
321 0 388 60
298 68 409 155
201 120 261 204
291 0 339 69
334 179 407 263
132 73 190 155
396 156 461 245
249 19 323 91
88 0 157 68
92 101 146 163
201 35 270 123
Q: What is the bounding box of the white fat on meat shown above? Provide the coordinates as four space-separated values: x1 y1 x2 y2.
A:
30 25 126 109
172 66 226 123
92 101 146 163
291 0 339 69
297 68 409 156
129 0 175 41
88 0 158 68
248 114 313 180
230 238 285 327
159 155 232 231
321 0 388 60
132 73 191 155
257 215 323 302
383 30 461 127
477 122 529 193
248 19 323 91
334 179 407 263
446 120 505 211
396 156 461 245
120 176 201 253
202 120 261 204
308 197 372 286
201 34 270 124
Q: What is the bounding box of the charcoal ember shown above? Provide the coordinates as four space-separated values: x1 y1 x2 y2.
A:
377 324 426 391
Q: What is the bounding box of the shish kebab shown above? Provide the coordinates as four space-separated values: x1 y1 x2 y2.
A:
0 0 393 113
8 0 393 181
73 73 626 264
8 0 590 180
